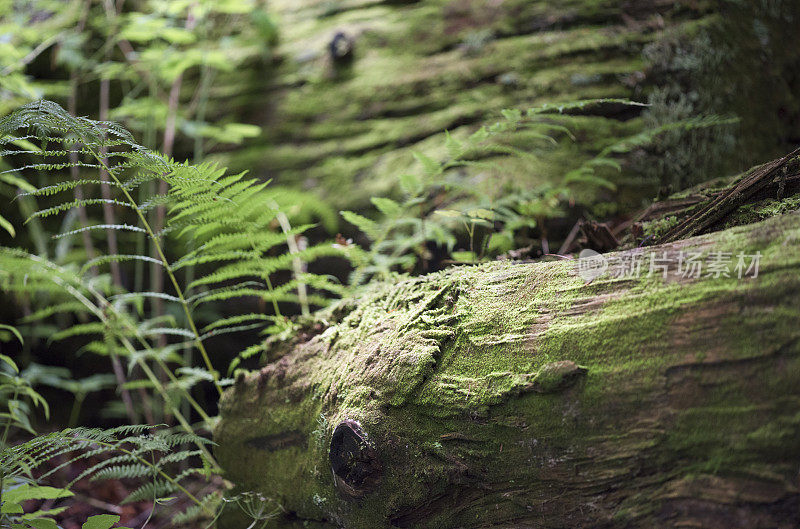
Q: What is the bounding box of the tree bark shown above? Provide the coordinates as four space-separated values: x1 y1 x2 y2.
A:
215 210 800 529
222 0 716 210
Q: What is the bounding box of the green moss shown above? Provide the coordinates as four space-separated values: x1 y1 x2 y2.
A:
720 193 800 230
217 211 800 528
642 214 680 240
216 0 717 211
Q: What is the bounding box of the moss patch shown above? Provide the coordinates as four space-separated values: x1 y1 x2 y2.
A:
216 211 800 528
214 0 718 211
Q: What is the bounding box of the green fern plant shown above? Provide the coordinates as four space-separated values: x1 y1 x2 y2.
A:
342 99 736 280
0 328 48 439
0 99 344 404
0 327 70 528
1 425 220 527
0 100 347 524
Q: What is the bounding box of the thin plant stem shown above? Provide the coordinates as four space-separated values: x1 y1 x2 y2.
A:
79 143 223 396
151 8 198 355
67 393 85 428
93 0 146 425
22 253 219 469
98 78 123 287
274 208 309 316
68 75 97 275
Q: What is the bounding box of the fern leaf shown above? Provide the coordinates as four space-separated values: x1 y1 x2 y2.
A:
122 480 178 504
141 327 196 339
109 292 182 304
340 210 379 239
52 223 146 239
201 313 272 333
199 322 267 340
90 463 153 481
172 492 221 525
50 322 106 342
17 179 120 198
26 198 131 223
81 254 164 275
0 214 14 237
228 342 266 373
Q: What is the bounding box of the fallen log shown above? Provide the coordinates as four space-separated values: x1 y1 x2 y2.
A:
215 211 800 529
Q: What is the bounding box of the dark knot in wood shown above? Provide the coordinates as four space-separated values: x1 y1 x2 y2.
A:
329 419 382 498
329 31 355 67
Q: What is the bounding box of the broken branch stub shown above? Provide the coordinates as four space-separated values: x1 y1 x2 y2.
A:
330 419 382 499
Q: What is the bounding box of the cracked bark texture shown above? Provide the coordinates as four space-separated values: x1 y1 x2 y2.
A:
215 210 800 529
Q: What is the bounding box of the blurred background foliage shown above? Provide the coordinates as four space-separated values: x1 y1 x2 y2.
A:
0 0 799 525
0 0 798 430
0 0 798 423
1 0 290 430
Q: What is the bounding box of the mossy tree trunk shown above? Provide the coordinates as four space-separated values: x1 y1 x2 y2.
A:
219 1 800 211
215 211 800 529
220 0 720 210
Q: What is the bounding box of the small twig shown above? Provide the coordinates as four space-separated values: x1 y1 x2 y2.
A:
74 493 123 514
558 220 582 255
0 33 63 76
655 147 800 244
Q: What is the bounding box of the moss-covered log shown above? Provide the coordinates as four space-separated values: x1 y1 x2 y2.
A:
215 211 800 528
217 1 800 212
218 0 718 209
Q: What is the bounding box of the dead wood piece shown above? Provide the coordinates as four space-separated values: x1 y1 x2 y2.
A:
579 220 620 252
654 147 800 244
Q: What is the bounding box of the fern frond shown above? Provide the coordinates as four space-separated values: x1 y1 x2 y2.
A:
201 313 272 333
81 254 164 274
189 243 342 288
52 223 146 239
26 198 132 222
172 492 222 525
199 323 268 340
90 463 153 481
19 301 89 322
170 250 261 270
1 101 350 477
227 342 270 374
49 322 106 342
4 425 215 516
141 327 197 339
17 179 118 198
123 480 178 504
109 291 182 304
